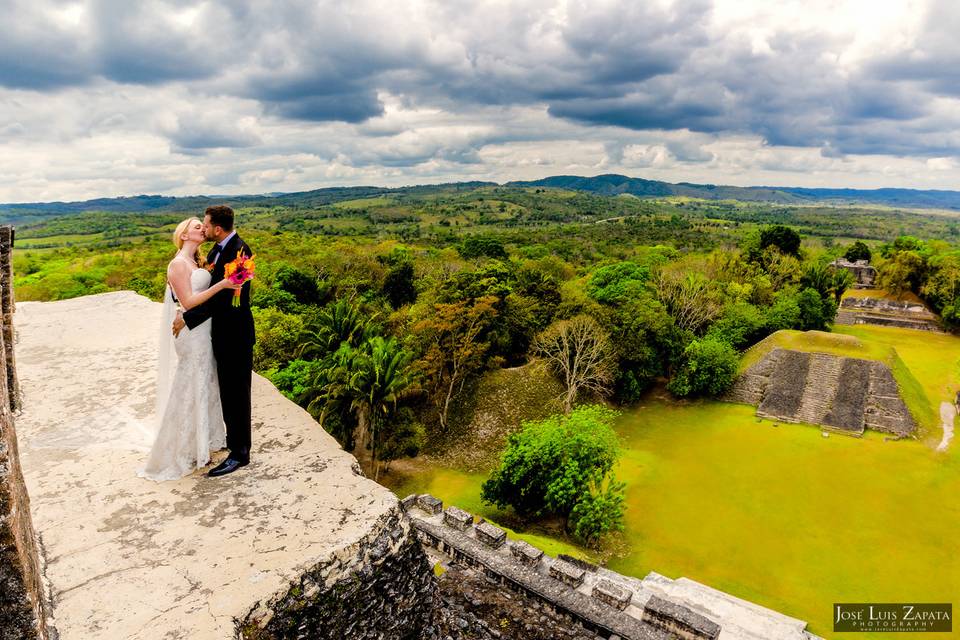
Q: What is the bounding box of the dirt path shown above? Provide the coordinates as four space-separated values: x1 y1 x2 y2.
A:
937 401 955 452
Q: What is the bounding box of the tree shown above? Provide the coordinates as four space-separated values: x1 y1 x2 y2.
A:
844 241 871 263
296 298 377 361
414 295 498 431
829 267 855 304
587 261 650 305
311 337 419 480
459 236 508 260
382 260 417 309
252 307 306 371
667 337 739 398
760 225 801 256
706 302 767 351
654 270 721 334
480 405 624 547
274 264 324 305
534 314 616 413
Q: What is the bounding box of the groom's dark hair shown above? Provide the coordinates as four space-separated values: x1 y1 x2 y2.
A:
205 205 234 232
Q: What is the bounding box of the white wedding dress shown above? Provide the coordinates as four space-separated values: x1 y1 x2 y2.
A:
139 264 226 481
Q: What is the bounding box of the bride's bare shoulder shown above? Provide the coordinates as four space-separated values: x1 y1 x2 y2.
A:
166 255 195 276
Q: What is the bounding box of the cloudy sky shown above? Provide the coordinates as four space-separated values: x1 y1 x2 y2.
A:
1 0 958 202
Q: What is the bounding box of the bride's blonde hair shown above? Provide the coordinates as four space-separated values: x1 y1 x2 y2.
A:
172 217 203 266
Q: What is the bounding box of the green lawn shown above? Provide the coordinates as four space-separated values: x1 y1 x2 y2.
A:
384 327 960 639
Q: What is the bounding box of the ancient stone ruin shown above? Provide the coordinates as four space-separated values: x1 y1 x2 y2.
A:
0 225 48 640
829 258 876 288
726 347 916 436
405 494 823 640
835 295 943 332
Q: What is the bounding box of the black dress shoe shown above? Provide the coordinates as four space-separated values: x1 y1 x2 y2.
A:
207 457 249 477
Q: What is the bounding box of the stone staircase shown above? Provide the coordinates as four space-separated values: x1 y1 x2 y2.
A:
795 353 844 425
757 350 810 421
725 348 783 405
864 362 916 436
731 347 915 437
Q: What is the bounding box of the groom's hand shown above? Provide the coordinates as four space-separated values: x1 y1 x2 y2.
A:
172 312 186 337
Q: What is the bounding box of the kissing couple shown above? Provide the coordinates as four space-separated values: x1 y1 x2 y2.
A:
138 205 256 481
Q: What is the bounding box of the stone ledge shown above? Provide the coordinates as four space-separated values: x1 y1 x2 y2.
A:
14 291 431 640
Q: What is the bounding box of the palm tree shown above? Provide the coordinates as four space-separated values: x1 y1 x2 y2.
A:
306 336 418 479
296 298 377 360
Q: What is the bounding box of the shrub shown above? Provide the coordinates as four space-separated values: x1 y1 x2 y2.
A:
667 337 739 398
481 405 624 546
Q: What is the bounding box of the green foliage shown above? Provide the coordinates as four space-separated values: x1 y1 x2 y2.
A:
382 260 417 309
569 475 626 547
667 337 739 398
459 236 507 260
844 241 871 262
706 302 768 350
587 261 650 305
481 405 623 545
759 225 802 257
273 264 324 306
252 307 306 371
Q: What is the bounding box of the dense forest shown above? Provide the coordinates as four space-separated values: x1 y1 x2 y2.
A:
8 184 960 544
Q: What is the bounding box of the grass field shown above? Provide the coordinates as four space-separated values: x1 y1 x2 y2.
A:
383 327 960 639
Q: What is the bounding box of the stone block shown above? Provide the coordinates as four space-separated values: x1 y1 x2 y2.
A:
400 494 417 511
509 540 543 568
474 521 506 549
591 579 632 610
416 493 443 515
549 559 585 588
642 595 721 640
442 506 473 531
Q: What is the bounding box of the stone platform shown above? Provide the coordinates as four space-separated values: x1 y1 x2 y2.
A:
725 347 915 436
14 291 430 639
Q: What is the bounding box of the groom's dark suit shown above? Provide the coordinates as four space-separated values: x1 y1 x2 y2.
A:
183 232 256 460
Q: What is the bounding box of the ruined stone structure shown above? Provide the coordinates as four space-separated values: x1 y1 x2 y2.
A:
835 295 942 332
829 258 876 288
13 290 436 640
726 348 915 436
0 225 48 640
405 494 823 640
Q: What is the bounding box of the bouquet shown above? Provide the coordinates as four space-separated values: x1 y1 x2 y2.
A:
223 252 256 307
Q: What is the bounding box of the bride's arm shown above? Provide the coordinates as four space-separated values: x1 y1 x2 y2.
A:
167 260 241 311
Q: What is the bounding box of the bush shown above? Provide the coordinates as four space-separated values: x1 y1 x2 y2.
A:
667 337 739 398
481 405 623 545
569 476 626 547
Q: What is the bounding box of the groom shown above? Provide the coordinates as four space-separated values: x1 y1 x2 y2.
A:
173 205 256 477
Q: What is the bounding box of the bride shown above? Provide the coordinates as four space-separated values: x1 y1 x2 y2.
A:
139 217 241 481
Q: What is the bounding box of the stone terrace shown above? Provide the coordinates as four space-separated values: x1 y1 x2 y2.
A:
13 291 430 639
405 495 823 640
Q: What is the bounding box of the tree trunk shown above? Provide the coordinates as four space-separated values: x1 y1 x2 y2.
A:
352 407 374 476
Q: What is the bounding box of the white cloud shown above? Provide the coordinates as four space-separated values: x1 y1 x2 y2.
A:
1 0 960 202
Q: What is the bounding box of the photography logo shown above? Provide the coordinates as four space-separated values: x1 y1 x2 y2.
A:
834 604 952 633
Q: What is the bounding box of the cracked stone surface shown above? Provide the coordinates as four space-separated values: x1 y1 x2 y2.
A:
14 291 398 640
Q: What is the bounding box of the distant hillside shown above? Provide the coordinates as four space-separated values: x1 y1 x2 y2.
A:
509 174 960 209
4 174 960 225
0 182 496 225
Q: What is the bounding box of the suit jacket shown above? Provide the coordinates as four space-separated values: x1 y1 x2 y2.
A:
183 232 256 351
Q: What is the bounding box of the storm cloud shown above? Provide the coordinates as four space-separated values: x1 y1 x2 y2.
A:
1 0 959 201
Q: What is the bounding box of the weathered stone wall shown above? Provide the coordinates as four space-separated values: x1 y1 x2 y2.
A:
0 224 47 640
404 495 823 640
238 509 435 640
